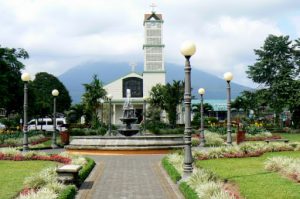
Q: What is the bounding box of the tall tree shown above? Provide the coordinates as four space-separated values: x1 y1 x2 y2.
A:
82 74 107 127
30 72 72 118
246 35 300 124
149 80 184 127
0 46 29 115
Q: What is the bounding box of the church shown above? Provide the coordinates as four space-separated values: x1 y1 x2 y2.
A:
103 9 166 125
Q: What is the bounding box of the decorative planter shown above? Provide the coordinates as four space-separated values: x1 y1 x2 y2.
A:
60 131 70 145
236 131 246 144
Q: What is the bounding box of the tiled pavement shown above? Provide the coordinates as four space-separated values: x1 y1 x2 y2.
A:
76 154 183 199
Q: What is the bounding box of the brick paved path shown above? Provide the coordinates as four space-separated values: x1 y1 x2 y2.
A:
76 154 183 199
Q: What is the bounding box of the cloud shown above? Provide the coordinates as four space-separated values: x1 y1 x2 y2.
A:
0 0 299 87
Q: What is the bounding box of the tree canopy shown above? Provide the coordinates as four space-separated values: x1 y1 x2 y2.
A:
149 80 184 127
82 74 107 127
30 72 72 118
0 46 29 115
246 34 300 127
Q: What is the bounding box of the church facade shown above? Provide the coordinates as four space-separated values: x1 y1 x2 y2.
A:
103 10 166 125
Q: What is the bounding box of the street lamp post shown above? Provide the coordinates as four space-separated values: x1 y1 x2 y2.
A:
180 41 196 177
51 89 59 148
107 94 113 136
21 73 31 152
100 98 104 124
224 72 233 145
143 96 148 134
198 88 205 147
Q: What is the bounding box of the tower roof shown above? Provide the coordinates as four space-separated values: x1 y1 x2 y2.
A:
144 12 163 22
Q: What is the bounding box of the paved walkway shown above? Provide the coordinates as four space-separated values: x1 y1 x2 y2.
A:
76 154 183 199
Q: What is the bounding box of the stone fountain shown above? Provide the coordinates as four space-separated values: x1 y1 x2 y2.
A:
118 89 140 136
66 89 185 152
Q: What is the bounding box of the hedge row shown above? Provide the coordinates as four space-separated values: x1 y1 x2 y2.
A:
57 157 95 199
57 185 76 199
162 157 199 199
161 157 182 183
79 157 96 184
179 182 199 199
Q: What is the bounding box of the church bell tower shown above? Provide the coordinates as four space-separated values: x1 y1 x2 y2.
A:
143 5 166 97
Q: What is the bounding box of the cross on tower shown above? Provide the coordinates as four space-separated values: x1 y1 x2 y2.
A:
150 3 157 13
129 62 137 72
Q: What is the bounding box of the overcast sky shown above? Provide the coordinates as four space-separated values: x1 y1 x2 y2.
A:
1 0 300 87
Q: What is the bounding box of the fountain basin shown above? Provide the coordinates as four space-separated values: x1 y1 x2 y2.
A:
118 128 139 136
65 135 185 150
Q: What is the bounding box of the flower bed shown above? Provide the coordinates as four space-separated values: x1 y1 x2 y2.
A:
12 150 95 199
265 156 300 182
0 132 48 147
194 142 297 160
163 153 236 199
0 148 71 164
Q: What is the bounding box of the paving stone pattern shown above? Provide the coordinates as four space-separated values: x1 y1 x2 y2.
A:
79 155 182 199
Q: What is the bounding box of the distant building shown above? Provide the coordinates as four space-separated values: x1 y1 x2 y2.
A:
103 8 166 124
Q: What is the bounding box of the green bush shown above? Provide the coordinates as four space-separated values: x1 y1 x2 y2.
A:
179 181 199 199
70 128 107 136
207 126 236 135
146 120 169 133
78 157 96 184
161 157 181 183
245 125 267 135
192 138 200 146
57 185 76 199
154 128 184 135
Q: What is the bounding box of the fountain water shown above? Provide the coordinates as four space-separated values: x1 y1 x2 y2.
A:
118 89 139 136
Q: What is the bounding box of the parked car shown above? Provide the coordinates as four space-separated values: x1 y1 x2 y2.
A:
27 118 67 132
0 122 5 130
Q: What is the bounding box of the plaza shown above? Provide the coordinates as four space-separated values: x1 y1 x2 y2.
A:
1 1 300 199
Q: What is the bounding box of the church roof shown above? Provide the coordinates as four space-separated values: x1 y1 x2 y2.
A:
103 72 142 86
144 12 163 21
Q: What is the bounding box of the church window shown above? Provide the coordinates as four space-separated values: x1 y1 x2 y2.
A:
122 77 143 98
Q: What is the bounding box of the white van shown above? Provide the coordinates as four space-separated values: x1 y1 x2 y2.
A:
27 118 67 132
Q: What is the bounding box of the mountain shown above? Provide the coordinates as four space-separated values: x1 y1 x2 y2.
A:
58 62 251 103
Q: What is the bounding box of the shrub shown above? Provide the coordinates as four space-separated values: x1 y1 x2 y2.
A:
265 156 300 182
195 181 222 199
179 181 199 199
265 157 293 172
57 185 77 199
24 167 57 189
187 169 217 188
210 190 235 199
70 128 107 136
45 181 66 194
162 157 182 182
205 132 225 146
166 153 183 175
192 138 200 146
78 157 96 184
18 187 57 199
245 125 267 135
0 147 22 156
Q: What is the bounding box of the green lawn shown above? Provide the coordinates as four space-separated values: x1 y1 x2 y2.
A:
196 151 300 199
277 133 300 142
0 161 57 199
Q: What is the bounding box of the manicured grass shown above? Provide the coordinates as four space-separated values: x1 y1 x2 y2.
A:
196 151 300 199
277 133 300 142
0 160 57 199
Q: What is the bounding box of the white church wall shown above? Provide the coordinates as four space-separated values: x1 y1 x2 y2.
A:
104 72 143 99
143 72 166 97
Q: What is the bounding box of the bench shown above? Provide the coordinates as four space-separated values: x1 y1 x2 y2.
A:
56 165 82 186
265 139 289 144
